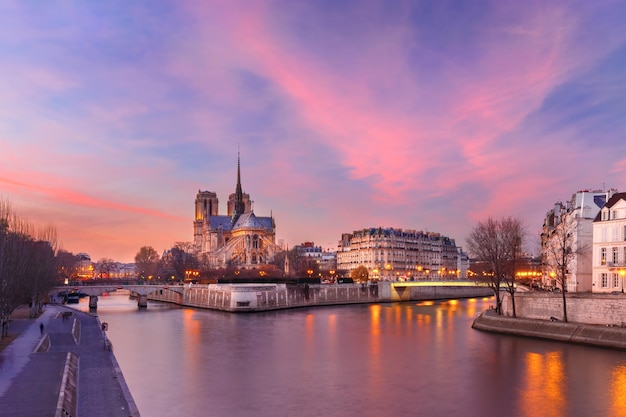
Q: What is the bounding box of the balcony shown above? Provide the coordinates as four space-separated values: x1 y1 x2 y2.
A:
607 262 626 270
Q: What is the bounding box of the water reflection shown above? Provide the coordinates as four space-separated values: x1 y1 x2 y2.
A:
611 365 626 417
74 295 626 417
519 351 565 417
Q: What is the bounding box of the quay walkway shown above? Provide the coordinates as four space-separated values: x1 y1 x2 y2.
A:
0 305 139 417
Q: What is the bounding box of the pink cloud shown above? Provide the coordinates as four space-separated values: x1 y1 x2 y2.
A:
0 175 181 220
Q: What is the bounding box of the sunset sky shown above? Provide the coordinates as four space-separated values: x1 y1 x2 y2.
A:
1 1 625 263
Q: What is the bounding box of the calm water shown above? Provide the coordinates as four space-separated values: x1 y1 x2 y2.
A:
74 294 626 417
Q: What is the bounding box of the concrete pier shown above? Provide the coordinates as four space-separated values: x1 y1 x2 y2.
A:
137 294 148 308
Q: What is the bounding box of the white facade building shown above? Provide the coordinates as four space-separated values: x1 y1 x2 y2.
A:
592 192 626 293
541 189 615 292
337 227 459 281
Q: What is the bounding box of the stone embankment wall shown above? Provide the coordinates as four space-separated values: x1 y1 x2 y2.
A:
148 282 493 312
473 310 626 350
384 284 492 301
149 283 381 312
501 292 626 326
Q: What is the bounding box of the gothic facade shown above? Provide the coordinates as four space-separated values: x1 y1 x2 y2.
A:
193 155 282 269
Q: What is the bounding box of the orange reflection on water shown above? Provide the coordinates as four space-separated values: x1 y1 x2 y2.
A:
305 313 315 339
466 298 477 317
182 309 201 365
415 314 431 326
610 365 626 417
368 304 382 391
182 309 200 338
369 304 381 352
519 351 565 417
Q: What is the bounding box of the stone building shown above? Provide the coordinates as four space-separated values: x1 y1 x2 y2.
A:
541 189 615 292
336 227 459 281
193 154 282 269
592 192 626 293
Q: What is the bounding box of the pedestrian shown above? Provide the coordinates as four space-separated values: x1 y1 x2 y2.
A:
39 323 44 334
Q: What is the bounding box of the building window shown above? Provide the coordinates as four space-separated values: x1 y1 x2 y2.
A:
601 248 606 265
613 273 619 288
623 225 626 241
613 247 619 264
601 273 608 288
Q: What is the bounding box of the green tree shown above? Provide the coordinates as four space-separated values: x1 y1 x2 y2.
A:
351 265 369 283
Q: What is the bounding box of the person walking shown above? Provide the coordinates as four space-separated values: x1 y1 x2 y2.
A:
39 323 44 334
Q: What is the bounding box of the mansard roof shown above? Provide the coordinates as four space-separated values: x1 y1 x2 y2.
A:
593 192 626 222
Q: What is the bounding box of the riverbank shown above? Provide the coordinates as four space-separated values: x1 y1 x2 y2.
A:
472 310 626 350
0 304 140 416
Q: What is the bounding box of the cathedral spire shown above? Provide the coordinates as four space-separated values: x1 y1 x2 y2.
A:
233 150 245 220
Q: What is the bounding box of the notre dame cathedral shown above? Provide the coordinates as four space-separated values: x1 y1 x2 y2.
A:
193 154 282 269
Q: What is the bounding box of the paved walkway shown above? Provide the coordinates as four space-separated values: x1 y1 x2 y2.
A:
0 305 140 416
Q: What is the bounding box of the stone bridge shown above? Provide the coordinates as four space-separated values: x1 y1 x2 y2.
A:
52 285 185 309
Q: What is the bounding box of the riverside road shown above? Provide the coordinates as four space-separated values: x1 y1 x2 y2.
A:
0 305 139 417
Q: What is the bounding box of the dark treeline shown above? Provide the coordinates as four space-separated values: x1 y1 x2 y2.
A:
0 199 61 339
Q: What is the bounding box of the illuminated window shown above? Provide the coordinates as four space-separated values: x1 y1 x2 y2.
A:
601 248 606 265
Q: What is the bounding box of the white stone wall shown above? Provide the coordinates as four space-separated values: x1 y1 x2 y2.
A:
501 292 626 326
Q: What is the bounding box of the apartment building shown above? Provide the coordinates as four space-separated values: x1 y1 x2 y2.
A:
592 192 626 293
541 189 615 292
336 227 459 281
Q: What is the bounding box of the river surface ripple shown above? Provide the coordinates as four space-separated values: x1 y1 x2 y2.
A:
75 294 626 417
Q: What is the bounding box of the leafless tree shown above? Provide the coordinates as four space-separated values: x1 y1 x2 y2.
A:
56 250 79 281
499 217 526 317
135 246 160 280
0 200 59 335
542 214 582 322
95 257 118 279
166 242 198 281
0 200 30 337
466 216 526 316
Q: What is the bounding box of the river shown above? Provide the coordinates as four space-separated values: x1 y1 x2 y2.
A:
73 293 626 417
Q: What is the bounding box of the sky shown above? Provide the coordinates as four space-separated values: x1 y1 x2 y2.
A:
1 0 626 263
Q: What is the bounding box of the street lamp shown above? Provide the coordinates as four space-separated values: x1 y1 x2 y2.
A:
620 269 625 293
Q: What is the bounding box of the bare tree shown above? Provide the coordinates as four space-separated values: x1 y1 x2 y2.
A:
466 216 525 315
499 217 526 318
56 250 79 282
0 200 31 337
0 200 59 335
135 246 160 280
95 258 117 279
542 213 582 322
165 243 199 282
